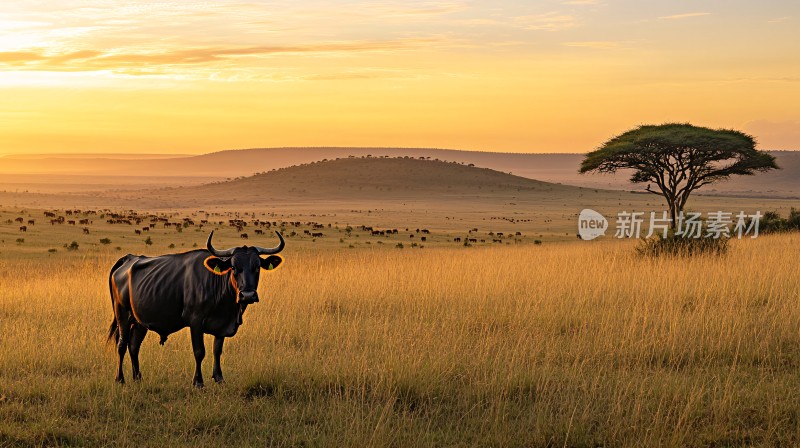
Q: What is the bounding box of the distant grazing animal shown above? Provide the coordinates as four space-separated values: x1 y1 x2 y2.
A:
14 217 23 223
469 238 477 243
107 231 285 387
311 232 323 237
27 220 35 226
453 237 461 242
68 220 76 226
254 229 263 235
19 226 27 232
83 227 90 235
240 233 249 239
420 237 427 242
135 230 142 235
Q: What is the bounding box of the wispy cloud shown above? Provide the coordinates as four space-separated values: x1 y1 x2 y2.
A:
768 16 791 23
0 51 44 63
0 39 440 73
659 12 711 20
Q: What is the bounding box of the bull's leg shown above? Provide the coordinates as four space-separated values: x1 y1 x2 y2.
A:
128 323 148 381
115 311 131 384
212 336 225 384
190 327 205 388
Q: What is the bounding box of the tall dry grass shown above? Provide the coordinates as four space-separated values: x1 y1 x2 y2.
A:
1 235 799 446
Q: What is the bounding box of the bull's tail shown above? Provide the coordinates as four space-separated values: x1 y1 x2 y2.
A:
107 319 119 345
107 255 130 346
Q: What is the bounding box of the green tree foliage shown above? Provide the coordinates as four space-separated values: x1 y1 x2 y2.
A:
580 123 778 228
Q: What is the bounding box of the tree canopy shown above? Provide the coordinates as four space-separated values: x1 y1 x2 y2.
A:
580 123 779 229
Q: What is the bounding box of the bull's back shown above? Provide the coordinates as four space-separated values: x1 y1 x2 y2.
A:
111 251 208 334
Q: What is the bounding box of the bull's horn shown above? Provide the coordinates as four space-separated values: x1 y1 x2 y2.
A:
256 231 285 255
206 231 236 257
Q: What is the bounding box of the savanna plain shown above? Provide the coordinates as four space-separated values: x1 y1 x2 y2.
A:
1 230 799 447
1 153 799 447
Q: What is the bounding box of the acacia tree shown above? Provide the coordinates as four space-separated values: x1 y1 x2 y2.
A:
580 123 778 230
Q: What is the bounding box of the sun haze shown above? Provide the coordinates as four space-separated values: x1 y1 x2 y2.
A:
1 1 798 155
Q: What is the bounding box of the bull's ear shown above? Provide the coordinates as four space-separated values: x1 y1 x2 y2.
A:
204 256 232 275
260 254 284 271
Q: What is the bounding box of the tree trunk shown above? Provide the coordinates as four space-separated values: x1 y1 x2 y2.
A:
668 198 678 232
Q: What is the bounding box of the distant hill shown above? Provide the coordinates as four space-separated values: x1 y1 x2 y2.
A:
1 156 792 223
151 156 588 206
1 147 797 198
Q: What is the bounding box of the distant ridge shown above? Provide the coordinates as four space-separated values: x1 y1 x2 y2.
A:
1 147 797 197
0 147 581 176
2 153 185 160
152 156 586 205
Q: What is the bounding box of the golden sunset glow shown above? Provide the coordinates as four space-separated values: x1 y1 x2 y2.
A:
1 1 799 155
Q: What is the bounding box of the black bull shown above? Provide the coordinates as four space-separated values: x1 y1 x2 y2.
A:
107 231 285 387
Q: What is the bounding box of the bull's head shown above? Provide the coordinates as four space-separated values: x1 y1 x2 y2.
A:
203 230 285 304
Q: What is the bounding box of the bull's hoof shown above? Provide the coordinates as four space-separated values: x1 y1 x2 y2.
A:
115 376 125 385
133 373 142 381
213 375 225 384
193 381 205 389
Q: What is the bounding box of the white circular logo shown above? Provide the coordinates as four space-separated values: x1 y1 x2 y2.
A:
578 209 608 240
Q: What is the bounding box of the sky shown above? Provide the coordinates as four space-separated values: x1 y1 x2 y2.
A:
1 0 798 155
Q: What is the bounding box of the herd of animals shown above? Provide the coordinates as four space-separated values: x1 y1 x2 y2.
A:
5 208 532 246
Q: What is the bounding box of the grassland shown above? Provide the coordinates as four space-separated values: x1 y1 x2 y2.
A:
1 155 798 446
1 232 799 447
